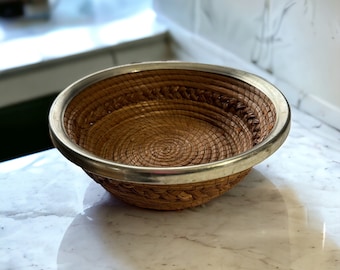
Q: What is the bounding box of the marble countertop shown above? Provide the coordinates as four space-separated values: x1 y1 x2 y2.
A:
0 105 339 269
0 1 165 75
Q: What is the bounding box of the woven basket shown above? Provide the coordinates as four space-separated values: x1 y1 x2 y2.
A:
49 62 290 210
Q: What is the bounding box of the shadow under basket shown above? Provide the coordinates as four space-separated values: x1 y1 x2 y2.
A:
49 62 290 210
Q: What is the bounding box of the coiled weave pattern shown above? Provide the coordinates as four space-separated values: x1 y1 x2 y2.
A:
64 69 276 210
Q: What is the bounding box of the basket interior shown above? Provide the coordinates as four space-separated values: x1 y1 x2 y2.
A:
64 69 276 167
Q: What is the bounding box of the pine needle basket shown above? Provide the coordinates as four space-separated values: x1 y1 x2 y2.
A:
49 61 290 210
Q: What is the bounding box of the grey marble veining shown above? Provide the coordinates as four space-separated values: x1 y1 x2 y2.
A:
153 0 340 130
1 2 339 265
0 106 339 269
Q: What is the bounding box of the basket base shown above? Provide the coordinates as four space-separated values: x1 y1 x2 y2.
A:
86 169 251 210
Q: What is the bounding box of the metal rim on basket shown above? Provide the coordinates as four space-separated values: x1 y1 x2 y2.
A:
49 61 291 184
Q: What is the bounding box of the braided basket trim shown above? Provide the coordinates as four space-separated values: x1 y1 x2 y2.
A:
87 168 251 210
64 69 276 168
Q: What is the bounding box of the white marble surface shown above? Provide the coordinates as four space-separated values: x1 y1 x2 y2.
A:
0 106 339 269
153 0 340 130
0 0 164 73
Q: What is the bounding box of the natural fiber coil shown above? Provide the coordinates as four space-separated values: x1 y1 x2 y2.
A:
62 68 277 210
87 169 251 210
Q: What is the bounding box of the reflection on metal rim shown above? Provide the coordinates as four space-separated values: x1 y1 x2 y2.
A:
49 61 291 184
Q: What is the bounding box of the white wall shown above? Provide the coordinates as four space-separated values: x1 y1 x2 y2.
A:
154 0 340 129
